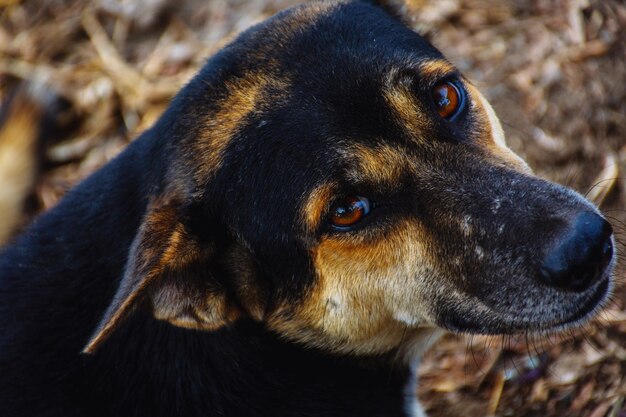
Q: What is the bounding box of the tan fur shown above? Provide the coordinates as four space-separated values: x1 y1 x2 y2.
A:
153 284 240 331
465 84 532 173
276 70 538 361
301 144 412 232
344 143 413 186
193 76 276 184
190 2 338 185
383 60 455 135
147 218 238 331
82 200 180 353
82 1 597 371
418 60 456 79
302 182 337 232
84 4 345 352
383 80 430 134
268 219 439 358
84 197 240 353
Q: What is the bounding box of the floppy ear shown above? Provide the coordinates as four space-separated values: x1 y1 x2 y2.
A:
83 196 242 353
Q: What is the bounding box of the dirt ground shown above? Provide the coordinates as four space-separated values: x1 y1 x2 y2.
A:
1 0 624 416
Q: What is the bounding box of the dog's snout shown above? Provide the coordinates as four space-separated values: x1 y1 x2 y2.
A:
539 212 613 292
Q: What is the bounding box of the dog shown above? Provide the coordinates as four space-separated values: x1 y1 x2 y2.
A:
0 1 615 416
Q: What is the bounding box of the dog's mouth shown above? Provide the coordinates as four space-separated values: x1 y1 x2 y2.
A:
436 271 613 336
548 274 611 330
432 204 616 337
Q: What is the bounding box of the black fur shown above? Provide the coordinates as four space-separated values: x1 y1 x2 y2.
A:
0 119 409 417
0 3 420 416
0 1 614 416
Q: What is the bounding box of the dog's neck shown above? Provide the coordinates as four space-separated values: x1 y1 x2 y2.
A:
0 134 423 417
96 316 418 417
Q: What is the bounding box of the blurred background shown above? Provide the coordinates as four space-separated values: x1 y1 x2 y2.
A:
0 0 624 416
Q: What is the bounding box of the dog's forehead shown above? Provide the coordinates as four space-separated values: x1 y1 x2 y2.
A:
186 1 448 176
273 2 443 74
258 2 457 146
188 1 465 237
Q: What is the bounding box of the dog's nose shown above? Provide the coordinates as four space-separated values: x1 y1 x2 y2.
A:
539 212 613 292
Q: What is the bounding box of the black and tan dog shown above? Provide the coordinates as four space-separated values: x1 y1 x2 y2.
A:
0 1 615 416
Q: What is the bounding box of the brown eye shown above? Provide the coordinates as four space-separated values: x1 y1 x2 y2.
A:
432 81 463 119
330 196 371 229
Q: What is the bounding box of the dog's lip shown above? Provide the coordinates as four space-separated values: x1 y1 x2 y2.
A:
438 274 612 335
513 275 611 334
547 275 611 330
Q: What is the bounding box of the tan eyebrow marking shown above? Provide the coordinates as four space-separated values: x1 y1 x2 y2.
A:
343 143 412 186
301 143 411 232
418 60 457 79
302 182 337 232
384 84 425 132
383 60 456 135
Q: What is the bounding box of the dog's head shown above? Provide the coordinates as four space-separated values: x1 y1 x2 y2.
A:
84 0 615 361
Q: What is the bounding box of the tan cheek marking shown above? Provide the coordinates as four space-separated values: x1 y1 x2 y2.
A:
466 84 532 173
268 221 438 356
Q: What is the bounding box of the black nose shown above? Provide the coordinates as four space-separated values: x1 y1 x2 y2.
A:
539 212 613 292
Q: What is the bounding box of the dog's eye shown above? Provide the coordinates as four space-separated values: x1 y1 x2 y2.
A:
432 81 464 120
330 196 371 230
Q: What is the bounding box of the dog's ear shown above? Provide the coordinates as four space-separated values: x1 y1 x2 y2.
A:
83 195 242 353
360 0 421 23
